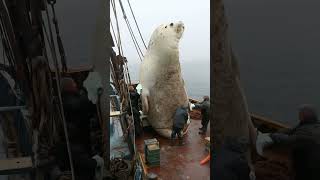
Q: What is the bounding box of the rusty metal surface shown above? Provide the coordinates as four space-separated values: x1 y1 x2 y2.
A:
136 119 210 180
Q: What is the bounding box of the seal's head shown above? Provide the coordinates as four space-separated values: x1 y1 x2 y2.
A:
148 21 185 50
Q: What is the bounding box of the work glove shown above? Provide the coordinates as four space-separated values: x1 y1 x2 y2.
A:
269 132 290 144
92 154 104 180
249 170 256 180
190 103 196 110
83 72 103 104
255 132 274 156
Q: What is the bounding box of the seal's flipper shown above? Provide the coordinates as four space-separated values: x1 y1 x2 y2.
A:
155 129 172 138
142 95 149 114
141 89 149 114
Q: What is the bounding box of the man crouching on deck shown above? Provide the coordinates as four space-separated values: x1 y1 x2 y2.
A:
171 104 189 146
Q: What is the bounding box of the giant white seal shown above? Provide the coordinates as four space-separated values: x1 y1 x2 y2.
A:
139 21 190 138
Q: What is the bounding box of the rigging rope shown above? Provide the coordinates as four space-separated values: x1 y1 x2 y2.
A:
112 0 140 61
42 1 75 179
111 0 147 152
111 0 137 153
48 0 68 72
126 0 147 49
117 0 144 61
0 15 15 70
111 0 124 56
119 0 144 56
110 20 119 49
124 18 143 60
123 61 136 154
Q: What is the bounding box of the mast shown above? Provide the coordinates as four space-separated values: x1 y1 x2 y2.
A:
212 0 256 151
90 0 112 169
0 0 75 179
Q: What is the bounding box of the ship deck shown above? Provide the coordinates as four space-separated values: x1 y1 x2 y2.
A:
135 119 210 180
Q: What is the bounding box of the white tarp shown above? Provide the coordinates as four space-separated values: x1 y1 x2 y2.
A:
136 84 142 95
83 71 103 104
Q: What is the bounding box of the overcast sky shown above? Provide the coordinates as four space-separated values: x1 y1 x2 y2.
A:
224 0 320 125
111 0 210 65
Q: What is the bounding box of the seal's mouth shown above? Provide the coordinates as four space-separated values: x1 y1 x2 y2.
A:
177 25 184 33
176 22 185 33
175 22 185 39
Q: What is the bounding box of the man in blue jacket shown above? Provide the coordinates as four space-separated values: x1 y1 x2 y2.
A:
171 105 189 146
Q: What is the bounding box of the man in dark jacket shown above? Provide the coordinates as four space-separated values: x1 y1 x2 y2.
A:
194 96 210 134
269 104 320 180
61 78 96 149
57 77 101 180
127 85 142 136
171 105 189 146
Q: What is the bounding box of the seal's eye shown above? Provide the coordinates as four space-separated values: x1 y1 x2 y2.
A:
165 26 167 28
170 23 174 26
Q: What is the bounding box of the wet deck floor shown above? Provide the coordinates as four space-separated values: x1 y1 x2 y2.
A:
136 119 210 180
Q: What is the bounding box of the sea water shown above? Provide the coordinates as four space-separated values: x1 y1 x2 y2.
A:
128 60 210 101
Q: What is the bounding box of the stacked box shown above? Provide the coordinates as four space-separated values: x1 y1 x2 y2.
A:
144 138 159 160
144 139 160 167
146 144 160 166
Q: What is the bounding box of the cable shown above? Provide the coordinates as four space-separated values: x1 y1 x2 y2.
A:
42 1 75 179
111 0 124 56
118 0 144 55
126 0 147 49
110 20 119 49
124 18 142 61
124 18 143 60
118 0 144 60
111 0 138 156
123 62 136 154
112 1 142 61
0 16 16 69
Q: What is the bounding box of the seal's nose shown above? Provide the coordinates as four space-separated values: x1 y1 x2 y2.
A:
176 21 184 29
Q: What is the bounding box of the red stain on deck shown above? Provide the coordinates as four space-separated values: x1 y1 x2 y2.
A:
189 109 202 120
136 119 210 180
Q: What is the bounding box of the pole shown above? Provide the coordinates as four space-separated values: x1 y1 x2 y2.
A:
91 0 111 169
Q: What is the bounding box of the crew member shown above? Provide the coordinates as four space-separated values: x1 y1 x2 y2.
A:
127 85 142 136
56 77 103 180
194 96 210 134
258 104 320 180
171 105 189 146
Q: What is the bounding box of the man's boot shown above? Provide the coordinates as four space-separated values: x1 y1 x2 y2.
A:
170 138 175 146
178 138 185 146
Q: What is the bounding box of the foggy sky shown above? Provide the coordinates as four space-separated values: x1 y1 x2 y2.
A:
224 0 320 125
53 0 210 67
111 0 210 64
